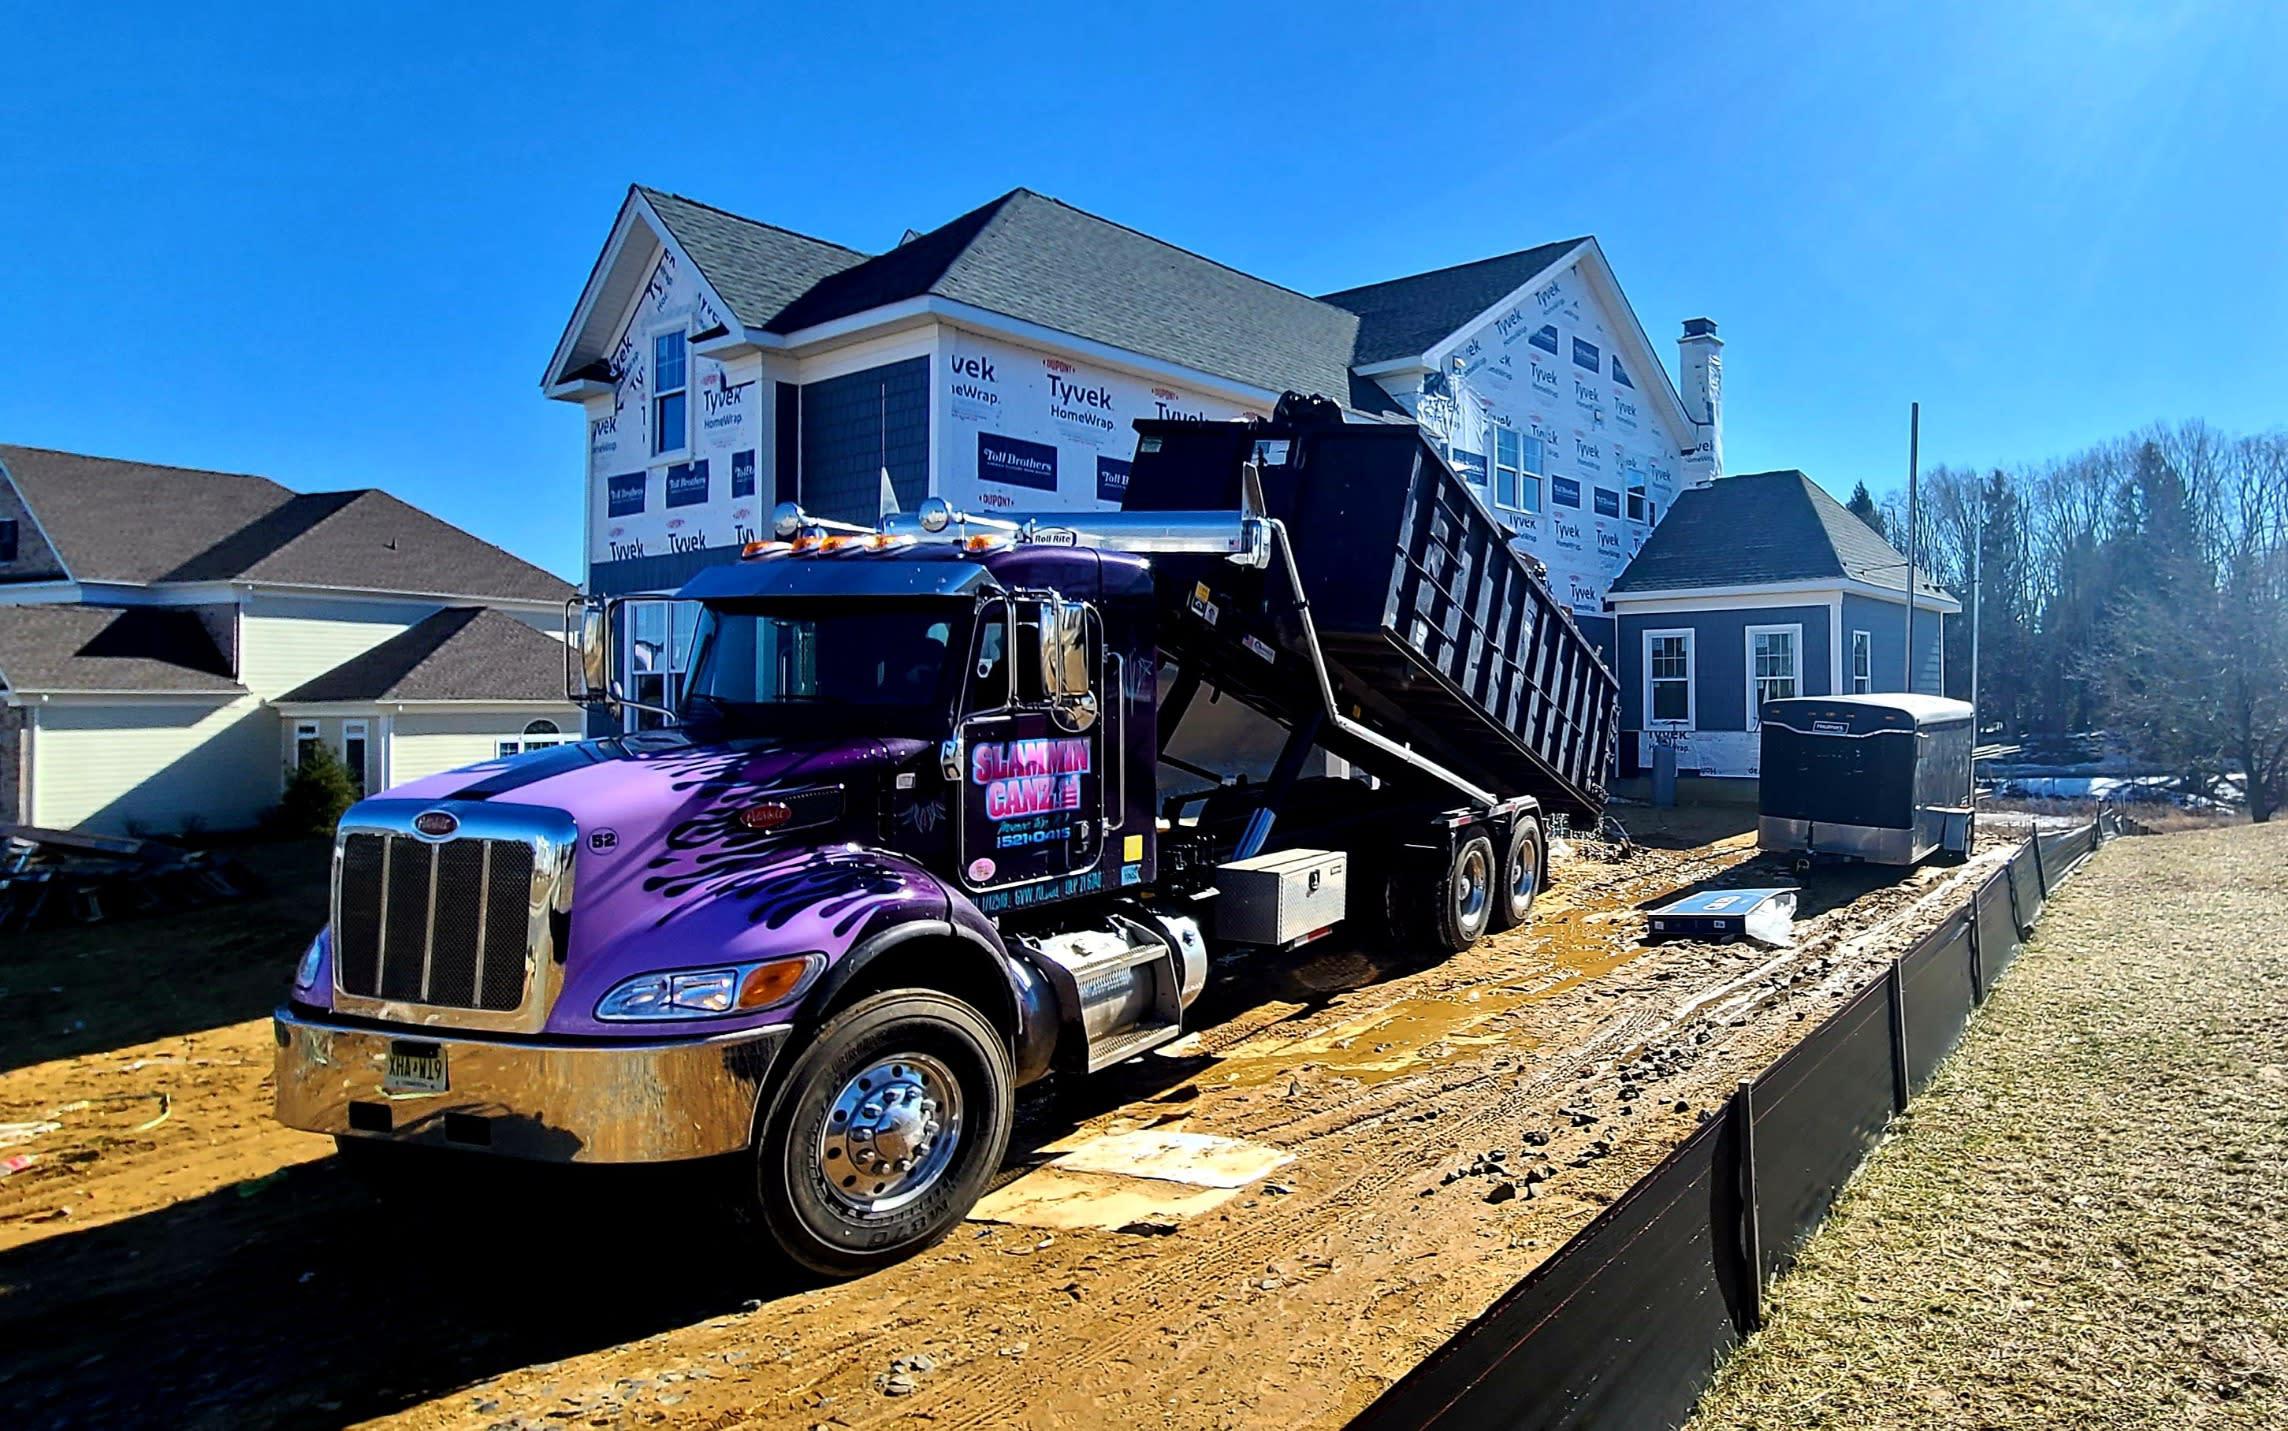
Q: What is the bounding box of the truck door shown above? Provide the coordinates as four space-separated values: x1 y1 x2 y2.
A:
953 596 1107 909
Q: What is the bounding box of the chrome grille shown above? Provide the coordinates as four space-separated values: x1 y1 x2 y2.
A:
336 832 536 1012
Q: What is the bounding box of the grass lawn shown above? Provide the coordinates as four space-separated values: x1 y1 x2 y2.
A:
1690 820 2288 1429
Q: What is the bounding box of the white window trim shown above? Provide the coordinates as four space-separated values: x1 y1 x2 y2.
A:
341 720 369 793
1642 627 1695 729
290 720 321 789
1491 426 1522 510
1745 623 1803 728
1850 629 1873 693
649 321 691 458
1487 427 1546 515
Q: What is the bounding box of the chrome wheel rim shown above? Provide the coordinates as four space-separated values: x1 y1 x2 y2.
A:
817 1053 963 1214
1509 839 1539 910
1456 845 1491 930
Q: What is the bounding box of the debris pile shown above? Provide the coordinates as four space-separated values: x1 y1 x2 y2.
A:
1 825 258 935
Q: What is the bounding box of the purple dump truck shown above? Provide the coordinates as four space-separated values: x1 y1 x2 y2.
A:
275 403 1618 1275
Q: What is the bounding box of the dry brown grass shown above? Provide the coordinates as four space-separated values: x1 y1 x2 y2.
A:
1689 821 2288 1430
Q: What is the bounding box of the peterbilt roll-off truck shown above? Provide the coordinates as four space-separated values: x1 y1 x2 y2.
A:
274 399 1619 1275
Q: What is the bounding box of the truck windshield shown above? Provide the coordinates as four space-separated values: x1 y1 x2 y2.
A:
679 601 965 731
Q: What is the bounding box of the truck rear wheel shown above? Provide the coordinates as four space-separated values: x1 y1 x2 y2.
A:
1487 818 1544 933
753 990 1014 1278
1427 833 1497 953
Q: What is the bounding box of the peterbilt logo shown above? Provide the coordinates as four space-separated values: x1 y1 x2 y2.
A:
413 810 459 839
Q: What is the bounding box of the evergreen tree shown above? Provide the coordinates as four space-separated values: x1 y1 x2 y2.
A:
280 743 360 838
1845 480 1887 539
1973 471 2033 737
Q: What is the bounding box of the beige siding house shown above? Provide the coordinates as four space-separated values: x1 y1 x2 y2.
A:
0 445 578 834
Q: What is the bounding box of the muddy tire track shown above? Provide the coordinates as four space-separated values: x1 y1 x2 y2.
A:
906 1007 1663 1431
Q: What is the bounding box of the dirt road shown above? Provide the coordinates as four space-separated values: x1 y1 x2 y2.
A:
0 811 2012 1429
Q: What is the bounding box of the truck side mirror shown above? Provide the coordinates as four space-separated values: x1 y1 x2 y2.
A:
571 599 612 703
1038 600 1097 732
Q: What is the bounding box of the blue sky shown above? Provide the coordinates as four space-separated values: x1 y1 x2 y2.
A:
3 2 2280 579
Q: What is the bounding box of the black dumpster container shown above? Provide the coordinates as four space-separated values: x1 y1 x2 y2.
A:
1123 411 1618 824
1757 694 1974 864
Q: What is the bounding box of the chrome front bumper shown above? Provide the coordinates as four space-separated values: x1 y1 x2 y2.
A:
273 1007 792 1164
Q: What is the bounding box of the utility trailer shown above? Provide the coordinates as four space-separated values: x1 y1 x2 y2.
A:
1757 693 1976 865
274 397 1620 1276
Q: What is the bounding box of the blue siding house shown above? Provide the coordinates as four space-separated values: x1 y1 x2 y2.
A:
1606 470 1957 782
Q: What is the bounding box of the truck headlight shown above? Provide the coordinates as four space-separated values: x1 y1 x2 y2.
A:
594 955 823 1021
294 931 327 991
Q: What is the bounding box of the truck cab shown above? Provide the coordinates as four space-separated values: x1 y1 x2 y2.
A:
278 517 1218 1274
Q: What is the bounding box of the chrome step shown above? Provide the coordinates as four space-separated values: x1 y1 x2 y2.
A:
1085 1021 1184 1072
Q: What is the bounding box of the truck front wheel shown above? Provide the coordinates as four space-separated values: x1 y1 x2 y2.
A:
753 990 1014 1278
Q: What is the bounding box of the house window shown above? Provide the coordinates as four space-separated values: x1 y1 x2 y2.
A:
0 518 17 563
497 718 569 759
1747 625 1801 722
652 331 688 456
1851 630 1873 693
1626 472 1650 525
628 599 696 731
1645 630 1693 726
293 721 321 772
1491 427 1543 514
341 721 368 796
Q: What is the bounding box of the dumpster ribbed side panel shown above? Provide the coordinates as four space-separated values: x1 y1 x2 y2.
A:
1124 416 1620 822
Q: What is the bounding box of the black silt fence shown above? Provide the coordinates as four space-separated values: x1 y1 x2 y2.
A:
1975 872 2020 986
2007 842 2044 931
1344 1112 1748 1431
1897 905 1978 1096
1746 975 1898 1282
1351 826 2100 1431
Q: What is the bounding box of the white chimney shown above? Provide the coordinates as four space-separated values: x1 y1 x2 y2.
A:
1678 317 1723 485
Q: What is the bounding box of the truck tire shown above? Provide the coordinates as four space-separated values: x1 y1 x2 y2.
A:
752 989 1014 1278
1427 833 1497 953
1487 818 1544 933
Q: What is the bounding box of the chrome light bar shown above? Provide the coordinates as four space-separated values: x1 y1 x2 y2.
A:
881 496 1270 568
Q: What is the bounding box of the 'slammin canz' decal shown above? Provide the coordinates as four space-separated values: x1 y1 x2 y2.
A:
972 737 1091 821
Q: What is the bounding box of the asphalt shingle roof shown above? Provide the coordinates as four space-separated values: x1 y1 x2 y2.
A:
638 188 869 331
278 607 570 703
1320 240 1588 366
0 446 571 602
667 187 1363 403
0 446 295 586
0 605 243 695
1607 470 1950 599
